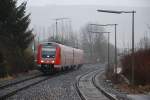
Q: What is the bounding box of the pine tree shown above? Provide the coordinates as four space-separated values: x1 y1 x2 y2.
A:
0 0 34 50
0 0 34 75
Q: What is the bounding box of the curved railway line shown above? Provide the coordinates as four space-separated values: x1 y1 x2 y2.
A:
92 71 117 100
75 68 115 100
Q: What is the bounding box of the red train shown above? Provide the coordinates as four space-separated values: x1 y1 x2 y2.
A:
37 42 84 73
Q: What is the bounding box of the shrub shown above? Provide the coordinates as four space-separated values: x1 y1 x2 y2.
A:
0 64 7 78
0 47 36 77
121 49 150 85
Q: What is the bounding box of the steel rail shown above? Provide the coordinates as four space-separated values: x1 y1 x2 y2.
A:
0 68 78 99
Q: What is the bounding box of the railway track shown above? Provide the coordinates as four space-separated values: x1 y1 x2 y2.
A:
92 71 117 100
0 75 48 100
75 68 111 100
0 73 42 90
0 68 77 100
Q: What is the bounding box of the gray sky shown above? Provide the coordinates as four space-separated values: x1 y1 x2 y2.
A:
18 0 150 49
19 0 150 7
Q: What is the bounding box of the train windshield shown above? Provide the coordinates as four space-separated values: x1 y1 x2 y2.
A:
42 47 56 58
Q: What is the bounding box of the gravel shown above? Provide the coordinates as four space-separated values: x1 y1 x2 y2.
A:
6 64 101 100
0 70 42 89
98 73 129 100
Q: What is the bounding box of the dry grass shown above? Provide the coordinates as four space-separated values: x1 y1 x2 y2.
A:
0 75 14 81
116 83 150 94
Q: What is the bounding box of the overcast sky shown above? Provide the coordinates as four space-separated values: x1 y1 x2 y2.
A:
17 0 150 49
19 0 150 7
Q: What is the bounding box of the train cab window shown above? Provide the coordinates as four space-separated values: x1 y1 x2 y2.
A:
42 47 56 58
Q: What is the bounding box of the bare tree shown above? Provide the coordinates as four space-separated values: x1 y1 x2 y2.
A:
80 23 115 63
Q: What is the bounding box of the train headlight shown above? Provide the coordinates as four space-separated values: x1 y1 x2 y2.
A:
51 60 55 64
41 60 44 63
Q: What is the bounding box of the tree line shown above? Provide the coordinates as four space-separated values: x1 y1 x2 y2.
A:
0 0 116 78
46 23 115 64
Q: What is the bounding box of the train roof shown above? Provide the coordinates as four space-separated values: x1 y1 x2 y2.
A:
40 42 83 51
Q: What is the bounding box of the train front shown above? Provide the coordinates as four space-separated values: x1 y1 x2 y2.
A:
37 43 60 73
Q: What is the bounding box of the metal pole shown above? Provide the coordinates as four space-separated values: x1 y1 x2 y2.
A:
108 33 110 71
96 9 136 84
61 20 64 43
89 25 93 63
89 30 110 64
54 18 70 41
56 20 58 39
53 24 54 40
90 23 117 67
115 24 117 74
131 11 135 85
43 27 45 41
68 21 72 40
38 36 39 45
33 37 36 54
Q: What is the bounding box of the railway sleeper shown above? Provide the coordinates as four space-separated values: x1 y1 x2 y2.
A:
40 64 55 74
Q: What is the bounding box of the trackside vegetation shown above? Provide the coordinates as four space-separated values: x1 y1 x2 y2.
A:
121 48 150 85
